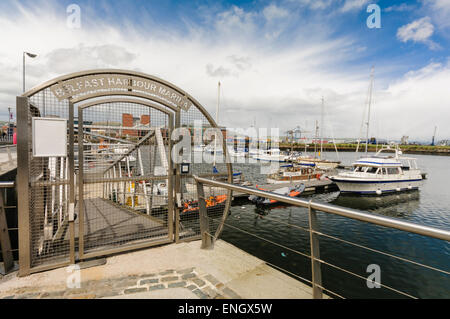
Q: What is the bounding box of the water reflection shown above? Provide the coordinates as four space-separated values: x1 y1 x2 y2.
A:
224 155 450 298
331 191 420 219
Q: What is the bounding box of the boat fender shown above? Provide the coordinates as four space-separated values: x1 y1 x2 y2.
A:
376 189 382 195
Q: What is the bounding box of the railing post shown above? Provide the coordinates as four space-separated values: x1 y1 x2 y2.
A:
309 201 323 299
196 179 212 249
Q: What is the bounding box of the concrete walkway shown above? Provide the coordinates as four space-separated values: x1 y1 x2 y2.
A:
0 240 315 299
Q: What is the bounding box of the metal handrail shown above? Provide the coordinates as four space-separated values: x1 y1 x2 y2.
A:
193 175 450 299
0 181 15 188
193 175 450 241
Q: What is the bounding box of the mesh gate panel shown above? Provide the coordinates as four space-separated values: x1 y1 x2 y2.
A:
80 102 171 254
177 106 230 241
28 89 71 268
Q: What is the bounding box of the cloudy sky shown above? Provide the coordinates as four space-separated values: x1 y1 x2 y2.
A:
0 0 449 141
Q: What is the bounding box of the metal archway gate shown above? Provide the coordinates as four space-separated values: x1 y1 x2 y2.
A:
16 69 232 276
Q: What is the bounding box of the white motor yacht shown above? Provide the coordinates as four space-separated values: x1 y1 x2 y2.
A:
329 145 423 195
227 146 247 158
252 148 288 162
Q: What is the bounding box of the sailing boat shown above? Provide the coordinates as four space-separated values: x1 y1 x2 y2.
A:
356 66 375 155
295 97 340 170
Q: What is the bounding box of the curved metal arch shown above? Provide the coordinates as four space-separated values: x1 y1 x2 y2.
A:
78 97 174 116
72 91 179 112
23 69 189 100
24 68 223 142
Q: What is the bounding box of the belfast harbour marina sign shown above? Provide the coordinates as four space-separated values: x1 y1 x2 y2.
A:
50 74 194 111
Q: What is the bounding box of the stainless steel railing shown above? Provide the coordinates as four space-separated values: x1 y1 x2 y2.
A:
193 175 450 299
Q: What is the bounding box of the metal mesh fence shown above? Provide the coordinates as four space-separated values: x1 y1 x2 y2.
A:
28 89 71 268
21 71 232 271
80 101 171 254
177 106 230 241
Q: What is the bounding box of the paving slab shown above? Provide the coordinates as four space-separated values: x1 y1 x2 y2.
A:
103 287 199 299
0 240 315 299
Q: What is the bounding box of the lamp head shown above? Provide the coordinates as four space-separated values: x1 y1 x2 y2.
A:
25 52 37 58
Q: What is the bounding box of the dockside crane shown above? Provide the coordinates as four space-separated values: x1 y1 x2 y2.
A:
431 126 437 146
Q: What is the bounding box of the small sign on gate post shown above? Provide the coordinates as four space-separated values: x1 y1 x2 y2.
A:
32 117 68 157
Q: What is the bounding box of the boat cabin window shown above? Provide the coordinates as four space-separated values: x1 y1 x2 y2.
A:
387 167 399 174
366 167 378 174
354 166 363 172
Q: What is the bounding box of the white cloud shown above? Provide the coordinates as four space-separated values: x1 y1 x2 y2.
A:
385 3 415 12
294 0 337 10
214 5 257 37
0 1 448 140
423 0 450 30
340 0 371 13
371 61 450 140
263 4 289 21
396 17 438 49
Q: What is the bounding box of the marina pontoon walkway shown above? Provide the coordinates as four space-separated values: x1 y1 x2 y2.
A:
68 198 169 251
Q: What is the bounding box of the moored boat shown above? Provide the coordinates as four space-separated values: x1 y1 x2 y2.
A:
252 148 288 162
329 145 423 195
295 156 340 170
266 164 324 184
181 195 227 215
248 183 306 206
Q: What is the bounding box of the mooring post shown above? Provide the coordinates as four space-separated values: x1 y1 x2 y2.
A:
196 178 212 249
309 201 323 299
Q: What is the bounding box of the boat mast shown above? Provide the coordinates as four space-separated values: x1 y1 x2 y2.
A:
320 96 324 159
365 66 374 155
314 120 318 159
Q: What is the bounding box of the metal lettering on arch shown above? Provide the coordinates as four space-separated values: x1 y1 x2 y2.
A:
50 74 194 111
16 69 232 276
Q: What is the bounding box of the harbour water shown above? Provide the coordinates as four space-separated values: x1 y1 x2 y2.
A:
220 151 450 298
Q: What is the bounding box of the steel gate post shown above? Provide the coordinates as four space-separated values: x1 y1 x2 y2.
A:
16 96 31 276
68 101 76 264
174 109 181 243
167 113 174 240
78 106 85 258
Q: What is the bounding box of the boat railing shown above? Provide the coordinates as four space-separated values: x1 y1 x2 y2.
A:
193 175 450 299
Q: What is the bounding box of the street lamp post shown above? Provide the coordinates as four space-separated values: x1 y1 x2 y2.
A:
23 51 37 93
